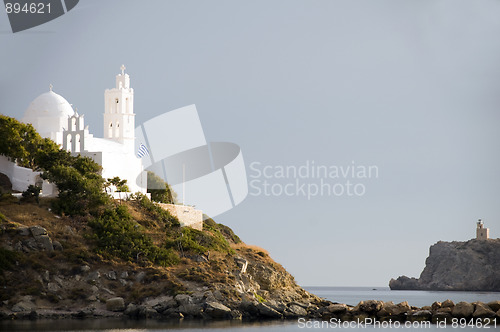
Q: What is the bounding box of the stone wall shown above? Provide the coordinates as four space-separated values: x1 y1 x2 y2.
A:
157 203 203 231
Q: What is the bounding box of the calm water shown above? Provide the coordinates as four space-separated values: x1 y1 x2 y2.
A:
1 287 499 331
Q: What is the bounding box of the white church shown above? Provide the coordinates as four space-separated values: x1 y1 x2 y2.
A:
2 65 147 195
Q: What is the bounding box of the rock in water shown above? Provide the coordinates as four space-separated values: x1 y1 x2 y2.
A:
452 302 474 318
205 301 232 318
389 239 500 291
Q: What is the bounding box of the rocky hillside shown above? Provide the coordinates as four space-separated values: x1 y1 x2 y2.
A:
390 240 500 291
0 196 324 320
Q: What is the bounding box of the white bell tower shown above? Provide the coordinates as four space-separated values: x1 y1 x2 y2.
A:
104 65 135 147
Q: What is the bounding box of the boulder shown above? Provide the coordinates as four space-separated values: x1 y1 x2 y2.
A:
204 301 232 318
124 303 140 317
431 301 442 310
175 294 192 306
473 302 496 318
327 303 348 314
80 265 91 273
47 282 60 293
409 310 432 321
452 302 474 318
231 310 243 320
153 298 178 313
17 227 30 236
29 226 47 237
441 299 455 308
257 302 282 318
36 235 53 251
11 301 35 312
86 271 100 282
358 300 383 314
239 300 259 316
52 241 63 251
437 307 452 314
286 304 308 317
377 301 411 317
432 311 452 323
105 271 117 280
106 297 125 312
487 301 500 312
135 271 146 283
178 304 203 317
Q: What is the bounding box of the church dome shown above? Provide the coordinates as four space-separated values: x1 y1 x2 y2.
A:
23 90 74 120
22 88 75 145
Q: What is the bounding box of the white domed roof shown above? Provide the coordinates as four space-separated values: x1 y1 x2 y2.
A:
23 90 74 120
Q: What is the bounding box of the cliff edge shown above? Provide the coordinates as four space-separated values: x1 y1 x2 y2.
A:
390 239 500 291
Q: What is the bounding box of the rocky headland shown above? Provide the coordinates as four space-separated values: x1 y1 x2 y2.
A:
390 239 500 292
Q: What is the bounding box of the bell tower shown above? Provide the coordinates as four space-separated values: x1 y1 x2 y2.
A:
104 65 135 147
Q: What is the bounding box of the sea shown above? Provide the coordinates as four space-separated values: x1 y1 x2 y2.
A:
1 287 499 331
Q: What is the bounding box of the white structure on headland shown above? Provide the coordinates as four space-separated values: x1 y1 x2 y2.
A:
19 66 147 194
476 219 490 240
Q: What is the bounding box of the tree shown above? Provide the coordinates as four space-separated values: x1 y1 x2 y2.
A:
1 114 109 216
106 177 129 203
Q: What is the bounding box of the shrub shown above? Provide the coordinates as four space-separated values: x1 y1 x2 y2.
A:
22 185 41 203
137 193 179 227
166 225 233 255
88 205 179 267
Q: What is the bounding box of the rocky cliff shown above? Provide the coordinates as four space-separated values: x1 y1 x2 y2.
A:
390 239 500 291
0 197 324 320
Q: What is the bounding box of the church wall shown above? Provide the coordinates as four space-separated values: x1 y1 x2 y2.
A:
100 150 147 194
0 155 39 192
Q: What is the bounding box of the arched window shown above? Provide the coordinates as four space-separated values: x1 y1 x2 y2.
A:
66 133 72 152
115 98 119 113
71 117 76 131
75 134 81 153
115 121 120 137
108 122 113 138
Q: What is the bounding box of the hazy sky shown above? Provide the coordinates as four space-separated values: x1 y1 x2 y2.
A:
1 0 500 287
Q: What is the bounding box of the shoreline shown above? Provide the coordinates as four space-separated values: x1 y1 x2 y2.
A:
1 298 499 325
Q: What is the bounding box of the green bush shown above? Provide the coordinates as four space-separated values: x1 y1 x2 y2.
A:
137 193 180 227
205 218 241 244
22 185 41 203
166 224 233 255
88 205 179 267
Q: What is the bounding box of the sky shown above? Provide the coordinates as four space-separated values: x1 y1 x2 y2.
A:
1 0 500 287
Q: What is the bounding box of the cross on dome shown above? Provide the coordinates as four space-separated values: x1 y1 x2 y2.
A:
49 84 53 92
120 64 126 75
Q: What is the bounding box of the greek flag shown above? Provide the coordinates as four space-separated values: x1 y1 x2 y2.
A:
137 143 149 158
